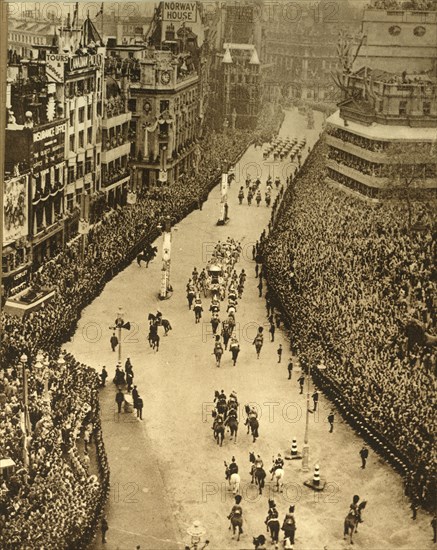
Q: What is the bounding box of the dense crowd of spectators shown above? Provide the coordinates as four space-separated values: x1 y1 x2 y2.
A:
0 352 109 549
370 0 437 9
327 144 437 179
326 126 388 153
326 167 382 199
262 139 436 509
327 147 384 176
0 105 284 547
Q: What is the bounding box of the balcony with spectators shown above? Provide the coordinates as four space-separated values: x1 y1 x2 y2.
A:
8 67 65 128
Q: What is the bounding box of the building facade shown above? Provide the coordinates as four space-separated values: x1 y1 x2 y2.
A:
101 76 132 208
128 48 201 190
218 43 261 130
355 4 437 74
8 14 57 60
59 22 106 240
3 15 108 288
262 3 360 106
326 1 437 200
5 55 68 275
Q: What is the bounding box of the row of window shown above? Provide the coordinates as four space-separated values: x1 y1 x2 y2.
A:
128 92 198 115
69 128 94 152
228 74 259 84
388 25 426 36
65 77 101 98
67 156 97 184
9 33 45 45
34 167 62 189
66 184 92 211
70 104 94 126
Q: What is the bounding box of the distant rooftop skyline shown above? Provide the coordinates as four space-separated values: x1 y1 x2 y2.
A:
9 2 157 23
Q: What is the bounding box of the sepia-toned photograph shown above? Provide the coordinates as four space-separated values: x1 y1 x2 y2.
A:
0 1 436 548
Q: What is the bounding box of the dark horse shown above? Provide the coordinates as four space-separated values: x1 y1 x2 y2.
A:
344 501 367 544
245 405 259 443
226 417 239 443
266 516 280 544
213 418 225 446
249 452 266 494
137 245 158 267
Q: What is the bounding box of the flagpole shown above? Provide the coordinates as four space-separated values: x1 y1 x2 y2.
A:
101 3 104 45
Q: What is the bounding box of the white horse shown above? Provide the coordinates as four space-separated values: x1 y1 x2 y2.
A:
229 473 241 495
271 468 284 492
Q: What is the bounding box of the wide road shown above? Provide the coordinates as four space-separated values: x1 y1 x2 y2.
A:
66 108 432 550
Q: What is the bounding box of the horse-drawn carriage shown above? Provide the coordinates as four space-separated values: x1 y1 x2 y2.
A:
203 264 226 299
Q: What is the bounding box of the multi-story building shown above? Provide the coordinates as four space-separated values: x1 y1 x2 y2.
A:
210 1 263 58
58 18 106 239
2 14 107 284
355 2 437 74
5 54 68 275
8 13 58 60
218 43 261 130
325 0 437 200
128 47 201 190
263 27 341 104
262 2 360 106
101 75 132 208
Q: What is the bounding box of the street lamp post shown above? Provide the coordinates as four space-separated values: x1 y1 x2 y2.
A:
79 191 90 260
109 309 131 364
42 357 50 402
302 361 311 472
186 520 209 550
57 355 66 372
302 360 327 471
115 307 124 365
33 351 43 396
19 353 30 468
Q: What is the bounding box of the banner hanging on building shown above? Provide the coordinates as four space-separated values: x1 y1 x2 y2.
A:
3 175 29 245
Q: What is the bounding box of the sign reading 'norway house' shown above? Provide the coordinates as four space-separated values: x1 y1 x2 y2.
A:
162 2 197 22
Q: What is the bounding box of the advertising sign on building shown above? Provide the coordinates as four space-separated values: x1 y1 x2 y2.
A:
7 266 31 297
45 53 69 83
69 53 103 72
32 122 66 170
3 175 29 245
33 123 66 143
162 1 197 22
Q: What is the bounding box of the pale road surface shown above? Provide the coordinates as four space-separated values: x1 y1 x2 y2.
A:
65 109 432 550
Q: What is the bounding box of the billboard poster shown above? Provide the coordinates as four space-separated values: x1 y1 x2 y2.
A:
3 175 29 245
